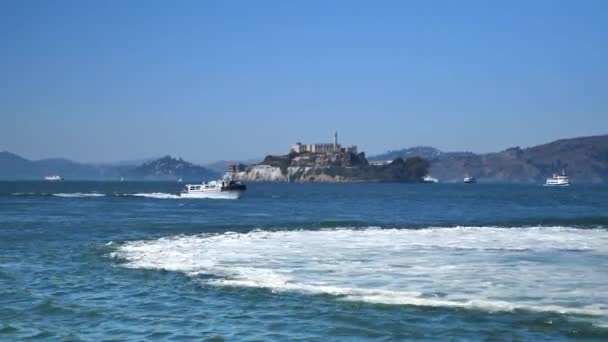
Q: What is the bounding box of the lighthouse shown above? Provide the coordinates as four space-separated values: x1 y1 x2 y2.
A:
333 131 338 149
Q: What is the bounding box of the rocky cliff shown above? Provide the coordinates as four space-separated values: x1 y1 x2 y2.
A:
235 165 350 182
235 154 429 183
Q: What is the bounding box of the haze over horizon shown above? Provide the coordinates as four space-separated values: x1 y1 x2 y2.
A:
2 0 607 164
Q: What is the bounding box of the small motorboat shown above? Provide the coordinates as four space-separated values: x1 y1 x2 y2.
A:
181 174 246 199
545 170 570 186
463 175 476 184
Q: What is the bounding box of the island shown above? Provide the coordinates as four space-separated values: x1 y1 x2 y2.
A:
233 132 429 182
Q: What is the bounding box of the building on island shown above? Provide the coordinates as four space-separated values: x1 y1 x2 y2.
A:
228 164 245 174
290 131 358 155
288 132 362 167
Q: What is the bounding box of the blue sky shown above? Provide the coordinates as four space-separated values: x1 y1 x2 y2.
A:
1 0 607 163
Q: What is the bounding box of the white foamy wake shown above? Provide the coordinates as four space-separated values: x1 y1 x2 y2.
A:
53 193 106 198
112 227 608 317
125 192 238 200
128 192 182 199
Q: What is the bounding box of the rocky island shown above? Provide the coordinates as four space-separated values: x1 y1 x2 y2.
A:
234 132 429 182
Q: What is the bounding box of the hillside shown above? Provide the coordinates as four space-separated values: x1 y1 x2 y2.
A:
369 146 474 162
127 156 218 181
0 152 218 181
3 134 607 182
0 152 118 180
369 146 443 161
372 135 608 183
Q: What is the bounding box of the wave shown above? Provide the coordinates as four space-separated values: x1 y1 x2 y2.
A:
7 192 105 197
5 192 238 199
464 216 608 229
112 226 608 318
10 192 40 196
52 193 106 198
208 278 606 317
126 192 182 199
123 192 238 200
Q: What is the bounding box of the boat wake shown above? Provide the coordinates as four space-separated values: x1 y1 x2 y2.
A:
112 226 608 319
125 192 238 200
127 192 182 199
10 192 40 196
52 193 106 198
7 192 239 199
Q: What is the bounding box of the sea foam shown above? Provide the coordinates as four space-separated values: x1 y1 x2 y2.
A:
125 192 238 199
52 193 106 198
128 192 182 199
112 226 608 317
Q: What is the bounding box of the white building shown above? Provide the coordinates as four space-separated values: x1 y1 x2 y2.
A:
290 132 357 154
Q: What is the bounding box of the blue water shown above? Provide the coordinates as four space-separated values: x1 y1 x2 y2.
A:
1 182 608 341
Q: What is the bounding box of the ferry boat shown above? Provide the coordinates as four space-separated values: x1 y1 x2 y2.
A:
463 175 476 184
44 175 64 181
422 175 439 183
180 174 246 199
545 170 570 186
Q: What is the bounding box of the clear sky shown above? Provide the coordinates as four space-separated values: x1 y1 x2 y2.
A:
1 0 607 164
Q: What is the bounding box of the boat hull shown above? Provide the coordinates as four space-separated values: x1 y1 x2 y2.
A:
179 190 244 199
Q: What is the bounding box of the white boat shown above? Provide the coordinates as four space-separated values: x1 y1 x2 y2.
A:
422 175 438 183
463 175 476 183
178 177 183 183
44 175 64 181
180 174 246 199
545 170 570 186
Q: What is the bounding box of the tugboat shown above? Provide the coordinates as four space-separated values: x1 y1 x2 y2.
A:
180 173 246 199
545 170 570 186
463 175 476 184
44 175 64 181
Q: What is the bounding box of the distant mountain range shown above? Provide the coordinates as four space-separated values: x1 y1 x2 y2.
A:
3 134 607 182
370 135 608 183
369 146 474 162
0 152 219 181
126 156 218 181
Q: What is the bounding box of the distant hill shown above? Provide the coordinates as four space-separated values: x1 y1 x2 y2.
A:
3 134 607 182
0 152 117 180
127 156 218 181
0 152 218 181
369 146 443 161
369 146 474 162
204 158 261 174
0 151 32 177
371 135 608 183
96 157 159 167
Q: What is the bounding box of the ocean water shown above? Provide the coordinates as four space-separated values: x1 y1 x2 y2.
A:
1 181 608 341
